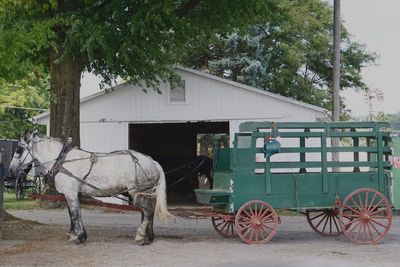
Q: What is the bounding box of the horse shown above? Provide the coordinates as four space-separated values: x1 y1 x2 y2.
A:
9 130 171 245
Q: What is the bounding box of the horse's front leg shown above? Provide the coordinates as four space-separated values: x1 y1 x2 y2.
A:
66 206 75 239
65 193 87 243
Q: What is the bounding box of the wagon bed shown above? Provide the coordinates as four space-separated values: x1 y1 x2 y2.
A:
195 121 393 244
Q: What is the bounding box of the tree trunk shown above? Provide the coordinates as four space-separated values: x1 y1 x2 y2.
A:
49 51 82 147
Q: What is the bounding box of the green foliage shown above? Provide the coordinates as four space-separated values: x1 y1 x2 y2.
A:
373 112 389 122
182 0 377 111
0 0 268 87
0 73 49 139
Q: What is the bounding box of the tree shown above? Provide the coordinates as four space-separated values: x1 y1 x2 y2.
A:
0 74 49 139
0 0 269 146
182 0 377 112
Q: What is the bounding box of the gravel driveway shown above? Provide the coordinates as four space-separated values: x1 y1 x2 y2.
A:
1 208 400 267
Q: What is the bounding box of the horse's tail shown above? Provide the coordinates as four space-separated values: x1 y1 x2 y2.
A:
154 161 173 221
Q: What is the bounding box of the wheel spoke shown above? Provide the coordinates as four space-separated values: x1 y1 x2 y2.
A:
315 214 328 228
259 208 271 219
249 206 256 217
366 222 374 241
239 219 252 225
259 224 271 236
220 221 229 232
350 197 362 212
260 222 276 231
369 207 387 217
348 219 362 233
369 220 382 235
357 192 364 211
370 215 389 220
260 213 274 222
369 198 384 214
362 223 367 242
369 218 389 229
309 212 326 221
344 205 361 215
243 209 252 219
367 192 378 211
322 214 329 233
354 221 363 240
333 214 341 233
215 221 224 227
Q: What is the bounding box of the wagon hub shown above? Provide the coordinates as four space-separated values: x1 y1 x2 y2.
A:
251 218 262 226
361 212 371 221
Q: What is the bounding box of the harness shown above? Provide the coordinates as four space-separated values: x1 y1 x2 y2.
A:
43 145 157 204
45 138 73 183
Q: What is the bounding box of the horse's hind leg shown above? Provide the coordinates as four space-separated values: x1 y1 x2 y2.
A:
134 195 154 245
65 193 87 243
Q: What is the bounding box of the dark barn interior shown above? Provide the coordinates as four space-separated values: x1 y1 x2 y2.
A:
128 121 229 203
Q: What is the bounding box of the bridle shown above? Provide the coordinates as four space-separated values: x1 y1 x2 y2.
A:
14 141 36 173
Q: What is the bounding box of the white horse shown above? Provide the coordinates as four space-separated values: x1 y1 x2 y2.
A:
9 130 171 245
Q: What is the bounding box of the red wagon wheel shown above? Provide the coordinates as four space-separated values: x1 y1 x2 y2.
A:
235 200 278 244
306 209 341 236
339 188 392 245
212 215 237 237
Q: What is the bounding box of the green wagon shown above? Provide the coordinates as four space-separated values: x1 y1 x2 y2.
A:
195 121 393 244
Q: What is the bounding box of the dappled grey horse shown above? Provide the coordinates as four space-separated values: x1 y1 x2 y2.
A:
9 131 171 245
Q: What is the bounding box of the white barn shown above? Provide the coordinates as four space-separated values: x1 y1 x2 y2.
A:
34 66 328 199
35 66 328 152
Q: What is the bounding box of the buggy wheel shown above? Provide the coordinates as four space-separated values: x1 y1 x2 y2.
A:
235 200 278 244
306 209 341 236
339 188 392 245
212 215 237 238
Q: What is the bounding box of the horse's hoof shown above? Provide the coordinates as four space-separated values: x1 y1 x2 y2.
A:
68 234 79 244
136 239 150 246
78 232 87 243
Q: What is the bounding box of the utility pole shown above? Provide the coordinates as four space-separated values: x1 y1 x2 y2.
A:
332 0 341 169
332 0 341 121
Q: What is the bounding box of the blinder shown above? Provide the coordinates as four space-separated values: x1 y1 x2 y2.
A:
15 145 24 155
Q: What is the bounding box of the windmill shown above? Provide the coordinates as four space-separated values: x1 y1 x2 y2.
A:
364 88 384 121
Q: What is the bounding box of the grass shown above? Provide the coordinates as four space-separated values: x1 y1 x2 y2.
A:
2 190 41 210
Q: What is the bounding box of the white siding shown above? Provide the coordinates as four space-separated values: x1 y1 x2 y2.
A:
80 122 128 152
35 68 327 152
79 69 326 124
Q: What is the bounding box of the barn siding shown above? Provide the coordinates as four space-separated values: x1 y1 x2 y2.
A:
80 122 128 152
79 69 326 123
35 68 327 152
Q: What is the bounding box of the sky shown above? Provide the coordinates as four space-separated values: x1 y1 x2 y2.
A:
341 0 400 117
81 0 400 118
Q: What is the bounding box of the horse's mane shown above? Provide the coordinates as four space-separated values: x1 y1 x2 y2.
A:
36 133 64 144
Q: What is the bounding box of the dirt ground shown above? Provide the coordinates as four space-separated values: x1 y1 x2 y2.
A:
1 209 400 267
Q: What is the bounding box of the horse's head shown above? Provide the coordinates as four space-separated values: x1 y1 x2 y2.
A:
9 129 37 179
10 130 66 178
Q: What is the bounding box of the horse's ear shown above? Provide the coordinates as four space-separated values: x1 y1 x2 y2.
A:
22 129 37 141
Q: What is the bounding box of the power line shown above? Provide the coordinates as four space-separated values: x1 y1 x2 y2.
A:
0 105 48 112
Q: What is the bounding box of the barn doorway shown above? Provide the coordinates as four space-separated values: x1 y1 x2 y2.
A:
128 121 229 204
